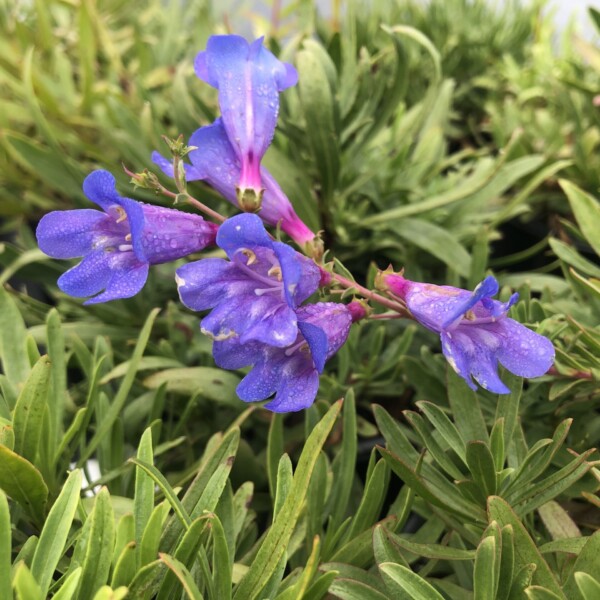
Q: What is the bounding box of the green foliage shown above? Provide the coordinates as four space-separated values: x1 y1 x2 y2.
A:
1 0 599 599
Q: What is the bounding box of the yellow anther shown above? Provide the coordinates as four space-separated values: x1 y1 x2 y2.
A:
115 206 127 223
268 265 282 281
125 233 132 242
240 248 257 265
465 310 476 321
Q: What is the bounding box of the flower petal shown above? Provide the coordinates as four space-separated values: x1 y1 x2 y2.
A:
36 209 107 259
441 328 510 394
176 258 253 312
188 119 241 200
133 203 217 265
195 35 296 174
216 213 273 258
236 351 284 402
263 359 320 413
82 170 123 212
494 318 555 378
441 275 499 328
298 321 327 373
84 253 149 304
212 337 261 370
201 293 297 347
57 250 113 298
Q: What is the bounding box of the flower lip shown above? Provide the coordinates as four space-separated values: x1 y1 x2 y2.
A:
211 301 352 412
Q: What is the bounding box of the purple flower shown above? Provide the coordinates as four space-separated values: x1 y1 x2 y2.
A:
176 213 320 347
152 119 317 248
36 170 218 304
213 302 353 412
384 274 555 394
194 35 297 201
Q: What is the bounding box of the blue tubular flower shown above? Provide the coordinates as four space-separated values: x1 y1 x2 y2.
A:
36 170 218 304
152 119 317 248
176 213 320 347
213 302 353 412
384 274 555 394
194 35 298 203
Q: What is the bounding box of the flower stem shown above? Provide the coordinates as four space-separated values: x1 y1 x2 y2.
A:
328 271 411 317
160 186 226 223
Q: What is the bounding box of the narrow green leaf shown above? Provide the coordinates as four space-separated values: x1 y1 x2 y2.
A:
394 218 471 276
417 401 466 463
494 373 523 458
128 458 191 530
31 469 82 597
140 501 170 567
373 524 410 568
559 179 600 256
156 516 210 600
297 43 340 201
466 441 497 497
45 309 66 451
111 542 137 588
490 419 505 472
159 553 204 600
524 587 564 600
379 526 475 561
77 487 115 600
497 525 515 600
379 447 484 521
92 585 129 600
52 567 82 600
575 572 600 600
267 413 284 501
0 444 48 524
79 308 160 465
346 459 389 539
474 536 497 600
0 287 30 388
134 427 155 565
12 562 42 600
233 401 342 600
447 369 488 443
487 496 565 597
539 538 587 555
0 490 11 599
328 579 390 600
161 427 239 552
12 354 51 464
563 531 600 599
379 562 445 600
211 514 232 600
327 389 357 531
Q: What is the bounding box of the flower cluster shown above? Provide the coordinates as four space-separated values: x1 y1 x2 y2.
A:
36 34 555 413
176 213 353 411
